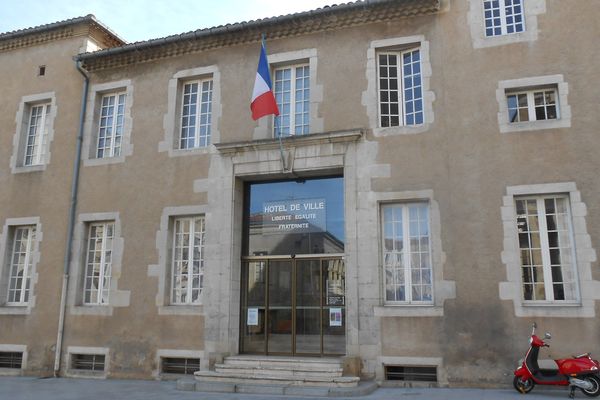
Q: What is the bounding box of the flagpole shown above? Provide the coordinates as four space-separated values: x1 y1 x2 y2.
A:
262 33 287 171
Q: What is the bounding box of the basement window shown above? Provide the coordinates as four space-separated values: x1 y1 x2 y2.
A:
161 357 200 375
0 352 23 369
385 365 437 382
71 354 105 372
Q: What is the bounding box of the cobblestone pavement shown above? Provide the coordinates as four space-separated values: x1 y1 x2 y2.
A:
0 377 573 400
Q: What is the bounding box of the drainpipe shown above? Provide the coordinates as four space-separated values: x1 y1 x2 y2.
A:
53 59 89 377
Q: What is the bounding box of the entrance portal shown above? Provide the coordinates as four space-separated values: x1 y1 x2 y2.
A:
241 177 345 356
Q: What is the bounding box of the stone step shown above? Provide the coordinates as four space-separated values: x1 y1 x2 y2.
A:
222 355 343 371
214 363 342 378
194 370 360 388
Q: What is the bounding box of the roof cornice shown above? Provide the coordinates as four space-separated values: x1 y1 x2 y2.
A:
78 0 441 72
0 15 125 53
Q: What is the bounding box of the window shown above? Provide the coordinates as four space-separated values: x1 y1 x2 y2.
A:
382 203 432 304
507 89 558 123
161 357 200 375
273 64 310 136
83 222 114 305
11 93 57 173
6 226 36 305
377 48 423 127
171 216 205 305
23 103 51 166
83 80 133 166
180 79 213 149
497 75 570 133
0 352 23 369
484 0 525 37
96 93 125 158
71 353 105 372
515 195 578 302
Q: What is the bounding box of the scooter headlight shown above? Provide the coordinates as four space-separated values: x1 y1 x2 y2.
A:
529 337 533 345
592 366 598 371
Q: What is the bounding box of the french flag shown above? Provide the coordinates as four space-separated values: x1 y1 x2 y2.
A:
251 41 279 120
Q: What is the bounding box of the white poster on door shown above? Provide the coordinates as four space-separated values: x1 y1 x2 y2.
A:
247 308 258 326
329 308 342 327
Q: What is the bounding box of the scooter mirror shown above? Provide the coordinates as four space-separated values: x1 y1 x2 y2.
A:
544 332 551 340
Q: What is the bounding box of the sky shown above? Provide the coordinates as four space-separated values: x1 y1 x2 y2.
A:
2 0 341 43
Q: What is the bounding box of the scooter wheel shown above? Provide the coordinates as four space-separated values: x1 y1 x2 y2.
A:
581 375 600 397
513 376 535 394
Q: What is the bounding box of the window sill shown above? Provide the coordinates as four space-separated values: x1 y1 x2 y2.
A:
500 118 570 133
70 305 113 316
65 369 107 379
0 367 23 376
372 123 431 137
11 164 47 174
83 156 127 167
169 146 213 157
522 301 581 307
374 305 443 317
0 306 31 315
158 305 204 316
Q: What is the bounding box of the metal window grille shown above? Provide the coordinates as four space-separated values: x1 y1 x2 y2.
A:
7 226 36 305
180 79 213 149
0 352 23 369
161 357 200 375
97 92 126 158
71 354 105 371
385 366 437 382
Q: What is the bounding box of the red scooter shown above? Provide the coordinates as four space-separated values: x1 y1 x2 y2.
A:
514 323 600 398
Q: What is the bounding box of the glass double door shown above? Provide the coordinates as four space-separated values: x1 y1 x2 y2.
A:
241 257 345 356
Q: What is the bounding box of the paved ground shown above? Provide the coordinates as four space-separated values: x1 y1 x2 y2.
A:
0 376 575 400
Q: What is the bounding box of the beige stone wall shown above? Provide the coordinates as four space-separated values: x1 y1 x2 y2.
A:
1 0 599 384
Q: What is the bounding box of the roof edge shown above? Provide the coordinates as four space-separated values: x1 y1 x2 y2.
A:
77 0 441 67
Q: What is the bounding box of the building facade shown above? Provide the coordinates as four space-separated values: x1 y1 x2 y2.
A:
1 0 599 386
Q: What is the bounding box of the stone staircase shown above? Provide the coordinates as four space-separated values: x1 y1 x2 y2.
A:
194 355 360 388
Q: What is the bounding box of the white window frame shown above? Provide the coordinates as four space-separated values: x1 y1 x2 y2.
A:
515 195 579 303
376 48 423 128
6 226 36 306
171 216 205 305
96 92 126 159
23 103 51 167
179 79 213 149
506 88 559 123
83 222 114 306
273 63 310 137
381 202 433 305
483 0 525 37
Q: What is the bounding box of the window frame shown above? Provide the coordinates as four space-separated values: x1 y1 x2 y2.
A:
83 221 115 306
170 215 205 305
506 88 560 124
376 47 423 128
483 0 525 37
179 78 213 149
514 194 580 304
96 92 126 159
273 63 310 137
6 226 36 306
23 103 51 167
381 202 434 305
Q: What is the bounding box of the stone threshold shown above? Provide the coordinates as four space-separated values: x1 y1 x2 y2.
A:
177 379 379 397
